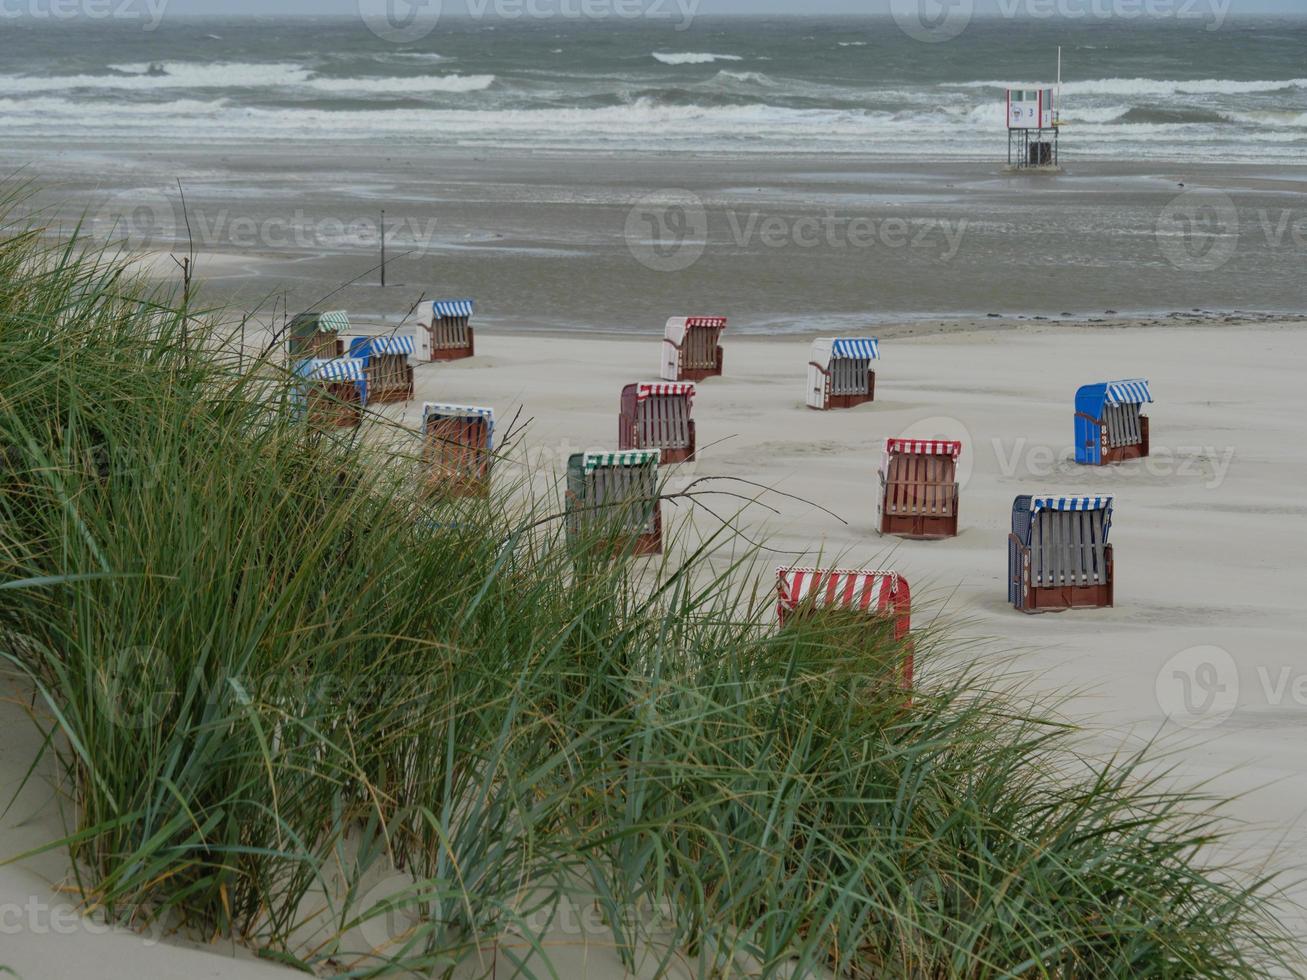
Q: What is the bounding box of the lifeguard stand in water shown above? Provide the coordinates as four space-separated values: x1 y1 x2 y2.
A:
1006 86 1059 169
1006 48 1063 171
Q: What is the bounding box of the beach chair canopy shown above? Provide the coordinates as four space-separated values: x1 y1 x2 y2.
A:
884 438 961 459
297 358 366 382
777 566 902 616
664 316 727 345
635 382 695 403
812 337 879 367
581 450 660 473
292 310 349 334
350 335 415 358
422 403 495 448
431 299 475 320
1076 379 1152 418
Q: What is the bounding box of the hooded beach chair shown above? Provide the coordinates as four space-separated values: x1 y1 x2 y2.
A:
618 382 696 464
288 310 348 360
294 358 367 428
878 439 961 539
661 316 726 382
566 450 662 556
776 566 913 686
807 338 878 410
348 335 415 405
1008 495 1114 613
416 299 475 362
1075 379 1152 465
422 403 494 496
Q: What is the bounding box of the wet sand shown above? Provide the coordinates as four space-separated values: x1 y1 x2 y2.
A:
9 144 1307 331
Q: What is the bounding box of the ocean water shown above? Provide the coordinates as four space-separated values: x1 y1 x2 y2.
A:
1 16 1305 160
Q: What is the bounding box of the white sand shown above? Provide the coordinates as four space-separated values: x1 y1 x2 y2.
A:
4 319 1305 975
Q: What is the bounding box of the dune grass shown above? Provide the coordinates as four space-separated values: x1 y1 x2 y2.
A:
0 202 1299 978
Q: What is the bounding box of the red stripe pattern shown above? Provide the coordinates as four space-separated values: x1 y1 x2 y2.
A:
777 567 903 617
884 438 962 458
635 382 695 403
685 316 727 329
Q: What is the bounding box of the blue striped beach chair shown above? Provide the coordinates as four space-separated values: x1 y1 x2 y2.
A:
1075 379 1152 466
294 358 367 428
348 335 415 404
566 450 662 556
1008 494 1114 612
807 338 878 410
422 403 494 496
417 299 475 362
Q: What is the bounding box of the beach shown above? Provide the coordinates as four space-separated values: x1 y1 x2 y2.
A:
4 316 1307 977
3 11 1307 975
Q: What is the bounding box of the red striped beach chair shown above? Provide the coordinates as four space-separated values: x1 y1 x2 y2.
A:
807 338 878 410
566 450 662 557
662 316 726 382
1075 379 1152 466
618 382 696 464
288 310 347 360
416 299 475 362
422 403 494 497
1008 494 1114 613
878 439 961 539
776 566 913 686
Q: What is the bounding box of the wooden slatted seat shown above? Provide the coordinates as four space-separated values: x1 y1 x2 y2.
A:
422 403 494 496
776 566 913 687
1008 494 1115 612
288 310 347 360
348 335 415 405
566 451 661 557
1075 379 1152 465
416 299 475 362
618 382 696 463
294 358 366 429
662 316 726 382
878 439 961 539
807 338 878 410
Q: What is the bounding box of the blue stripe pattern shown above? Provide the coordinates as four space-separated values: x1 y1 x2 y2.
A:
432 299 475 318
300 358 366 382
367 336 414 356
1104 379 1152 406
1030 495 1114 513
831 338 879 360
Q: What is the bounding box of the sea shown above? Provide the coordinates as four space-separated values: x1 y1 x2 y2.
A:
2 15 1306 161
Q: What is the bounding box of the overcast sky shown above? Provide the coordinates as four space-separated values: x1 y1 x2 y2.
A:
141 0 1307 15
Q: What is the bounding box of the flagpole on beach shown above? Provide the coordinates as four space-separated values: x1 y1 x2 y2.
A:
380 209 387 288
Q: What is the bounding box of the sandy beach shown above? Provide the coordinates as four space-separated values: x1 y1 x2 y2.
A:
4 315 1306 977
